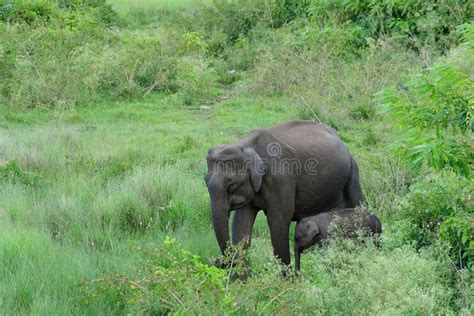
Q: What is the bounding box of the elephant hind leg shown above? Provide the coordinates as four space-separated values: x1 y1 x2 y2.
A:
343 156 365 207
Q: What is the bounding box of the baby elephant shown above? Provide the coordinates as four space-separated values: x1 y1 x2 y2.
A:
294 208 382 271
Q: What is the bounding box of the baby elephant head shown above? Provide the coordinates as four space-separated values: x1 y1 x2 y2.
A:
295 219 320 251
294 219 320 272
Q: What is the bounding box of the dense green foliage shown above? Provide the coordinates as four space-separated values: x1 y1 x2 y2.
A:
2 0 472 108
377 27 473 176
0 0 118 25
395 170 473 266
375 26 473 267
0 0 473 314
83 236 460 314
309 0 473 51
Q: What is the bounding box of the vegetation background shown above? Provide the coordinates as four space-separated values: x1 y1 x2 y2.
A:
0 0 472 314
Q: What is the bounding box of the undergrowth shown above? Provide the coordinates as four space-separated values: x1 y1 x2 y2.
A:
0 0 472 314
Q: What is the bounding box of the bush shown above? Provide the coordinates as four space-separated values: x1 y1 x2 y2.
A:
92 30 179 98
2 0 473 109
309 0 473 51
0 0 57 25
0 0 118 26
176 55 220 105
82 237 235 314
266 0 311 28
3 21 107 107
250 31 420 128
394 169 473 267
377 23 474 176
83 235 462 314
196 0 266 45
0 3 224 108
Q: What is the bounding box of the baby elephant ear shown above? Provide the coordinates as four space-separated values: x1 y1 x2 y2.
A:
243 147 266 192
308 221 320 238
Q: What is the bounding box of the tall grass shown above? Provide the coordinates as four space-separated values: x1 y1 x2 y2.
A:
0 0 472 314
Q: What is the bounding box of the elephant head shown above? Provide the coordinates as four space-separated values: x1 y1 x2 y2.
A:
294 219 320 271
204 144 266 254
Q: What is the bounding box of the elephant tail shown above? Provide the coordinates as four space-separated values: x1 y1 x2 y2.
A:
343 156 365 207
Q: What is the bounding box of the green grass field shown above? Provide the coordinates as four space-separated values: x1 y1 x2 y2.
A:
0 0 472 314
0 93 302 313
1 90 467 315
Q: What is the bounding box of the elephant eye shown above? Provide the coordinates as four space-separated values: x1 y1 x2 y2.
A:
228 183 239 193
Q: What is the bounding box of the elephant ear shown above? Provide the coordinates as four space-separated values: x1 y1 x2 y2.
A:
307 221 320 239
243 147 266 192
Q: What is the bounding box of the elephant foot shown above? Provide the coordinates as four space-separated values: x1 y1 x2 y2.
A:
213 253 250 282
213 256 229 269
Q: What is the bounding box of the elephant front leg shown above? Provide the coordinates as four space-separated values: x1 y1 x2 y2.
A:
267 215 291 266
229 205 258 280
265 182 295 270
232 205 258 248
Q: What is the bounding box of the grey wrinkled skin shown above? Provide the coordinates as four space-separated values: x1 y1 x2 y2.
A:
294 208 382 271
204 120 365 277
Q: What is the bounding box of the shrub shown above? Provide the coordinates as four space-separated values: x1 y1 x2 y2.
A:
84 235 461 314
0 0 118 26
300 22 368 55
308 0 473 51
82 237 235 314
394 169 473 267
250 32 420 128
0 3 219 108
92 30 179 98
377 23 474 176
176 55 220 105
1 10 110 107
1 21 196 107
265 0 311 28
0 0 57 25
196 0 266 45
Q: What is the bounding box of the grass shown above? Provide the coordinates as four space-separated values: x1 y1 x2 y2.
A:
108 0 211 13
0 89 469 314
0 93 300 313
1 1 472 314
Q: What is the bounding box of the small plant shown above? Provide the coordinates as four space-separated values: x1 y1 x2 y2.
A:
0 160 41 185
82 237 236 314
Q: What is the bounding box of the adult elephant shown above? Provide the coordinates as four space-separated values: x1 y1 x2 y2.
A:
204 120 364 268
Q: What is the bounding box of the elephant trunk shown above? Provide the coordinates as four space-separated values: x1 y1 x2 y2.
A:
209 182 231 255
295 243 301 272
